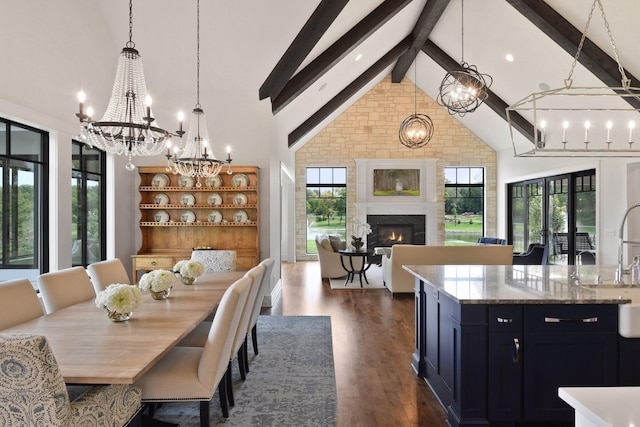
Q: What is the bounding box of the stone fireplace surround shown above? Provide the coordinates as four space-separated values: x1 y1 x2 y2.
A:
354 159 439 248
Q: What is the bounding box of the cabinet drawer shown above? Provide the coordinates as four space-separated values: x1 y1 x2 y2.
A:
525 304 617 333
489 306 522 332
134 257 174 269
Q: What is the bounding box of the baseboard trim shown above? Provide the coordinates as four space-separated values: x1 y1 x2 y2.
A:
262 278 282 308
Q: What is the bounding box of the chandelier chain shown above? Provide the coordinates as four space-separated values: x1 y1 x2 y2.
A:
196 0 201 108
460 0 464 62
567 0 629 88
126 0 134 48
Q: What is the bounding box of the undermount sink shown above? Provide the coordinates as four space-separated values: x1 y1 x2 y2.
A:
585 286 640 338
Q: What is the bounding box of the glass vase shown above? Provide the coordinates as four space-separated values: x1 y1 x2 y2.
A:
150 288 171 300
181 276 196 285
107 310 132 322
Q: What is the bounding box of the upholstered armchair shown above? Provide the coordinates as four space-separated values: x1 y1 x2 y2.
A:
0 333 142 427
512 243 549 265
315 234 348 279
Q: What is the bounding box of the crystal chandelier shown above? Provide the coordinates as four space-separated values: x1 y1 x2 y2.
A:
76 0 175 171
437 0 492 116
507 0 640 157
166 0 232 187
399 60 434 148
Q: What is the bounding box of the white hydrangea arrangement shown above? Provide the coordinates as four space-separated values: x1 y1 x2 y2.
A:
173 260 205 279
138 269 175 293
95 283 144 314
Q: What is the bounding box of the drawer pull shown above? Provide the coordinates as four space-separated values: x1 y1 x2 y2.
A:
151 261 157 266
513 338 521 363
544 316 598 323
497 317 513 323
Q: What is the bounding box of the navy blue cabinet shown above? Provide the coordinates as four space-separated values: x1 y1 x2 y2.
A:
414 277 620 426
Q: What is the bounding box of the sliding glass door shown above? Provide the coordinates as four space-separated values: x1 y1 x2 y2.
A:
508 169 595 265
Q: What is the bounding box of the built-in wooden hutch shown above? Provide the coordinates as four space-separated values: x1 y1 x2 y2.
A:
132 166 259 282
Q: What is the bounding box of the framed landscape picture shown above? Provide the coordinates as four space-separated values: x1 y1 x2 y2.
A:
373 169 420 196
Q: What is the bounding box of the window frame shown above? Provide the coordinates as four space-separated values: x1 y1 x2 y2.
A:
305 167 347 254
444 167 485 245
0 117 49 274
71 140 106 267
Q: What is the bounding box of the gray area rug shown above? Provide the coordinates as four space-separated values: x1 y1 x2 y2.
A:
151 315 337 426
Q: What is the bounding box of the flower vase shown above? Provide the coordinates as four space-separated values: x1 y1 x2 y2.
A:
150 288 171 300
351 238 364 252
107 310 132 322
181 276 196 285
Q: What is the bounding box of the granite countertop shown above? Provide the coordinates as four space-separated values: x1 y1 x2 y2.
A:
403 264 633 305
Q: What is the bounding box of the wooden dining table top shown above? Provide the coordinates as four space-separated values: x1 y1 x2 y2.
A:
2 271 245 385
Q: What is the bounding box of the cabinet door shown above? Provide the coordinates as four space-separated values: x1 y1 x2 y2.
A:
523 332 617 421
488 306 523 422
488 332 523 421
619 340 640 385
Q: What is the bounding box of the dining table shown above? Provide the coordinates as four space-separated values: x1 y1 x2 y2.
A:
1 271 245 385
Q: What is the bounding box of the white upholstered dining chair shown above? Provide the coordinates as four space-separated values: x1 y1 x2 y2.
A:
0 333 142 427
246 258 275 356
87 258 131 293
37 266 96 314
134 275 252 423
0 278 44 330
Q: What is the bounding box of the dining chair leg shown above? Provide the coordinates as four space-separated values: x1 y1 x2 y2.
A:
226 362 235 407
251 324 259 355
199 400 211 426
243 336 250 373
217 381 229 418
237 344 246 380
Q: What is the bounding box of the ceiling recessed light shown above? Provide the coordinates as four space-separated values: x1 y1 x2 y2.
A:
505 54 514 62
354 53 363 62
539 82 550 91
318 82 327 91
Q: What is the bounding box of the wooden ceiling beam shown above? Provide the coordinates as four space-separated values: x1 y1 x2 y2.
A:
421 39 536 142
288 37 412 148
272 0 412 114
391 0 450 83
507 0 640 109
258 0 348 101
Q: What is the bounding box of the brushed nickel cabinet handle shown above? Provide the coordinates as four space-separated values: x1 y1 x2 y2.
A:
497 317 513 323
544 316 598 323
151 261 157 266
513 338 520 363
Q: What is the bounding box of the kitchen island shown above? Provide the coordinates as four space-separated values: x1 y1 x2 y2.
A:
404 264 640 427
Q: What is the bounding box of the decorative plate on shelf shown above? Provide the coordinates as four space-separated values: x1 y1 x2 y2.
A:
151 173 170 188
206 175 222 188
208 210 223 223
232 173 249 187
233 210 249 223
181 210 196 223
180 193 196 206
154 210 170 223
233 193 248 205
178 175 195 188
207 193 222 206
154 193 169 206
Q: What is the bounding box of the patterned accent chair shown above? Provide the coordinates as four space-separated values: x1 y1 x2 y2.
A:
0 333 142 427
191 250 237 273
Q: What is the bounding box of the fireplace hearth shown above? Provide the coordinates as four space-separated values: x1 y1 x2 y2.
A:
367 215 426 251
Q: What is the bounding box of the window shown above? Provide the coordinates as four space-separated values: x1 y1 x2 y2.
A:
306 167 346 254
444 167 484 245
72 141 106 266
508 169 596 265
0 118 49 278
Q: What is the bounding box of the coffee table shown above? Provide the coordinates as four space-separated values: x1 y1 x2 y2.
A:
338 249 373 287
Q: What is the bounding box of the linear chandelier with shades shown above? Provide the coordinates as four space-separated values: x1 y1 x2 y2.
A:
437 0 493 116
75 0 177 171
507 0 640 158
165 0 232 186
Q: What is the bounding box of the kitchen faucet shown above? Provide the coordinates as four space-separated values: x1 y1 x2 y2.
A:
615 202 640 284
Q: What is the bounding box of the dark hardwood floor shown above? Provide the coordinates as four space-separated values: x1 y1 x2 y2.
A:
267 260 447 427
